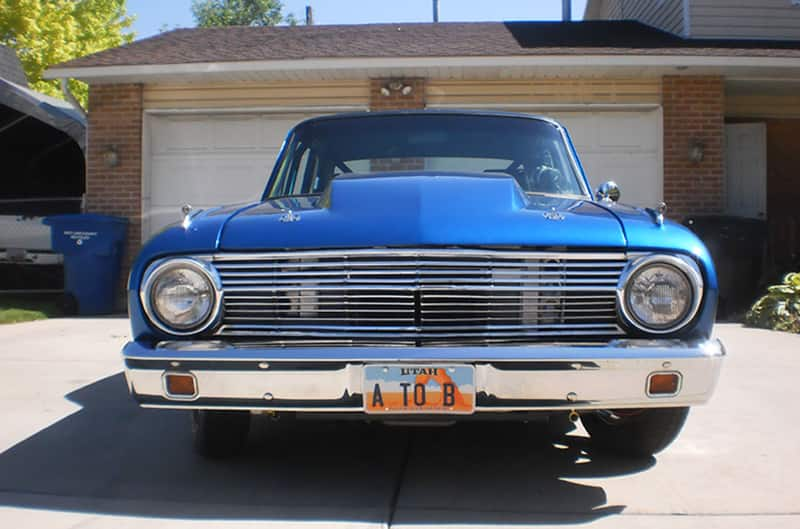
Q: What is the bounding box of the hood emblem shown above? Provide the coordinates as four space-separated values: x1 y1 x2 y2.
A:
543 207 565 221
279 209 301 223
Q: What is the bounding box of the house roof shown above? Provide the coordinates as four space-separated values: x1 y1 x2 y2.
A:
0 45 28 86
51 21 800 71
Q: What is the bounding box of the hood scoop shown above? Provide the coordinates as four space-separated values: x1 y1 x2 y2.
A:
218 173 627 250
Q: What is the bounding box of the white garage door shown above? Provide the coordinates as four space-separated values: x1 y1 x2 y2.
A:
144 112 320 238
542 109 662 207
144 109 661 238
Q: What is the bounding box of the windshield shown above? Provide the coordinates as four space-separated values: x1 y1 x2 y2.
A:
265 113 587 199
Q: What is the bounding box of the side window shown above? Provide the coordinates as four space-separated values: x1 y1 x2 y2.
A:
268 142 320 197
292 148 311 195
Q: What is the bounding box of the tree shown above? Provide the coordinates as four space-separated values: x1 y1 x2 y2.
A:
191 0 290 27
0 0 134 107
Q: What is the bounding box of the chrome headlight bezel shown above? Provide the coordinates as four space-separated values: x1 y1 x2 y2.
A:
140 257 222 336
617 254 704 335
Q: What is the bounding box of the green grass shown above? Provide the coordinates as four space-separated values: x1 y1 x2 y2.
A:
0 295 62 324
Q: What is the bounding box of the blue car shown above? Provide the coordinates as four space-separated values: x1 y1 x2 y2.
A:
122 111 724 458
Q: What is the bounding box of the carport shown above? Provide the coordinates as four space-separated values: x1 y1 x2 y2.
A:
0 78 85 216
0 78 86 290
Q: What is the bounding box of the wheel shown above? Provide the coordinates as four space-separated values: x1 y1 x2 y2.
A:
581 407 690 457
191 410 250 458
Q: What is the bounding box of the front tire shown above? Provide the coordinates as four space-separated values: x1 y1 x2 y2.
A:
192 410 250 459
582 407 689 457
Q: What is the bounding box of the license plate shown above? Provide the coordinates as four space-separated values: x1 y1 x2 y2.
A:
364 364 475 414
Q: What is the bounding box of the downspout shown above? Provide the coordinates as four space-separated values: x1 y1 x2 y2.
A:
60 78 88 121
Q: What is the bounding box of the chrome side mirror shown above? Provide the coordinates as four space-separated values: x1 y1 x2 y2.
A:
595 181 621 203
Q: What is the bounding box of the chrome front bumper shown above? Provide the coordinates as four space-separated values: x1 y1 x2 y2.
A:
122 339 725 413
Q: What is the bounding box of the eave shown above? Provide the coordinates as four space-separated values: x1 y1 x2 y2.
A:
44 54 800 84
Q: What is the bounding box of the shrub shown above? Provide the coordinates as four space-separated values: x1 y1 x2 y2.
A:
745 272 800 333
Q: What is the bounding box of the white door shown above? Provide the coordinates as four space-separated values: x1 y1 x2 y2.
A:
143 112 320 238
725 123 767 219
544 110 662 207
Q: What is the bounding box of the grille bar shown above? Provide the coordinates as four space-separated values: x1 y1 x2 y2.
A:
212 249 627 345
223 285 620 293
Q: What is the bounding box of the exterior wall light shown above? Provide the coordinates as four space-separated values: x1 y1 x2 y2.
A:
687 140 704 163
103 145 120 168
381 80 414 97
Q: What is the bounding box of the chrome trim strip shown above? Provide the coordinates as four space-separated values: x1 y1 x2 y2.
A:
220 277 620 285
557 121 594 199
222 285 619 293
127 337 726 362
215 260 627 270
141 404 366 412
210 249 628 262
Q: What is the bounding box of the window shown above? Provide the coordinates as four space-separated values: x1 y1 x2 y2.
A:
266 114 586 199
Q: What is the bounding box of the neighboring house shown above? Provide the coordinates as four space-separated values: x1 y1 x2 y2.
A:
0 45 85 289
43 19 800 287
585 0 800 40
585 0 800 265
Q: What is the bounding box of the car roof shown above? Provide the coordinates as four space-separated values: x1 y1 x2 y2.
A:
293 109 562 129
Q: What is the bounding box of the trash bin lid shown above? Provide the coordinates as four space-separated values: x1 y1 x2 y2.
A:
43 213 129 227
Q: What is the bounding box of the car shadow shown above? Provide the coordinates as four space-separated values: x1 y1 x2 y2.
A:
0 373 654 525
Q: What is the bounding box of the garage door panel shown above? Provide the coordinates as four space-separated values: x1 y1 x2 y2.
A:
546 113 592 150
595 113 657 150
260 118 300 147
150 117 213 153
210 117 265 151
150 156 270 205
582 153 662 206
145 112 318 238
533 110 661 206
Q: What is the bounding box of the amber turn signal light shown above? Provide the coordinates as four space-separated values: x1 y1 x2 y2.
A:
648 372 681 396
164 373 197 397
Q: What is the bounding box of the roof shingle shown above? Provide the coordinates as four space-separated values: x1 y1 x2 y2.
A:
53 21 800 70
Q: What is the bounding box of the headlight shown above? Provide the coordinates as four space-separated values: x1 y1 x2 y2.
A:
618 254 703 334
141 258 221 335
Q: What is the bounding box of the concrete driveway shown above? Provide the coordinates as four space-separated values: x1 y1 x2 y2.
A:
0 319 798 528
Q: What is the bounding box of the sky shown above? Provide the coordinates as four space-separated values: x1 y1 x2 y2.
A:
127 0 588 39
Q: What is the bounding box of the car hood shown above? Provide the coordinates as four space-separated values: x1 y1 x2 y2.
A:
215 173 627 250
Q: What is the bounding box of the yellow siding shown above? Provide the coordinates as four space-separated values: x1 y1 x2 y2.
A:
726 95 800 119
143 80 370 109
426 79 662 106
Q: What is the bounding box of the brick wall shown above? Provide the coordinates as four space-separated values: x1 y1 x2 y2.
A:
662 76 725 217
369 78 426 110
86 83 143 301
368 78 426 171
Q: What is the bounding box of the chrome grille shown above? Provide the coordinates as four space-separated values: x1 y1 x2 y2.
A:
213 249 627 345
